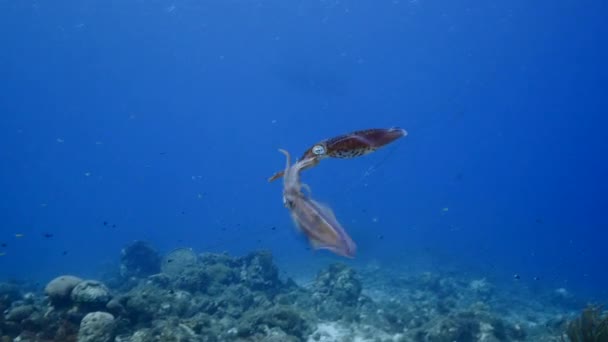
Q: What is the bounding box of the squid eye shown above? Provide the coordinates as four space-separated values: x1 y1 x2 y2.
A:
283 197 294 209
312 145 326 155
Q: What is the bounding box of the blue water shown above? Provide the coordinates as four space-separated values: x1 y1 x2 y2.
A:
1 0 606 302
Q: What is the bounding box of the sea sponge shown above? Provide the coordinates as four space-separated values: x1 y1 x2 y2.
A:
44 275 82 306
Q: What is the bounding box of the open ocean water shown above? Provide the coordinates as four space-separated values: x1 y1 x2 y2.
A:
1 1 607 341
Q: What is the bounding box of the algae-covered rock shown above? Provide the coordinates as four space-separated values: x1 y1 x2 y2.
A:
313 263 362 305
71 280 111 308
44 275 82 306
77 311 115 342
200 252 239 268
425 311 480 342
120 240 161 278
420 307 523 342
311 263 362 320
172 265 211 293
212 284 257 318
115 321 203 342
122 285 165 323
239 250 282 293
206 263 238 287
238 305 312 340
122 282 196 324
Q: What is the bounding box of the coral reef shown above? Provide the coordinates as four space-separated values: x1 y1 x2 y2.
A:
0 242 590 341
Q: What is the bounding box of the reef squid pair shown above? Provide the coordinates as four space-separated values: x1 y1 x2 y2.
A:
274 127 407 258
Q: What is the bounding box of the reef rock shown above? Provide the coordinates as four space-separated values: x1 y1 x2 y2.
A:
421 307 526 342
5 305 35 322
123 283 193 324
237 305 312 340
71 280 111 309
238 250 281 293
120 240 161 278
312 263 363 320
78 311 115 342
44 275 82 306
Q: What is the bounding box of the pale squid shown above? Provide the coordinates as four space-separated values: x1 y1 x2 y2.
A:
279 149 357 258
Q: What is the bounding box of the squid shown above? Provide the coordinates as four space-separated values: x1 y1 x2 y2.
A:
269 127 407 182
279 149 357 258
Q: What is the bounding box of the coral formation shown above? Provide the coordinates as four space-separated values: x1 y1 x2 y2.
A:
564 305 608 342
120 241 161 279
71 280 112 309
311 262 363 321
78 311 115 342
161 247 198 276
44 275 82 307
0 242 592 341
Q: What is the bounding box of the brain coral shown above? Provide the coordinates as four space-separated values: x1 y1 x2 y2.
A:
71 280 111 307
44 275 83 306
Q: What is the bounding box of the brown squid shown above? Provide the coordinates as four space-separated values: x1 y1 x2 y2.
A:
269 127 407 182
279 149 357 258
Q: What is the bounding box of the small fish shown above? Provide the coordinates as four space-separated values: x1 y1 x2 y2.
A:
15 233 24 238
42 233 54 239
0 252 6 256
1 243 6 247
